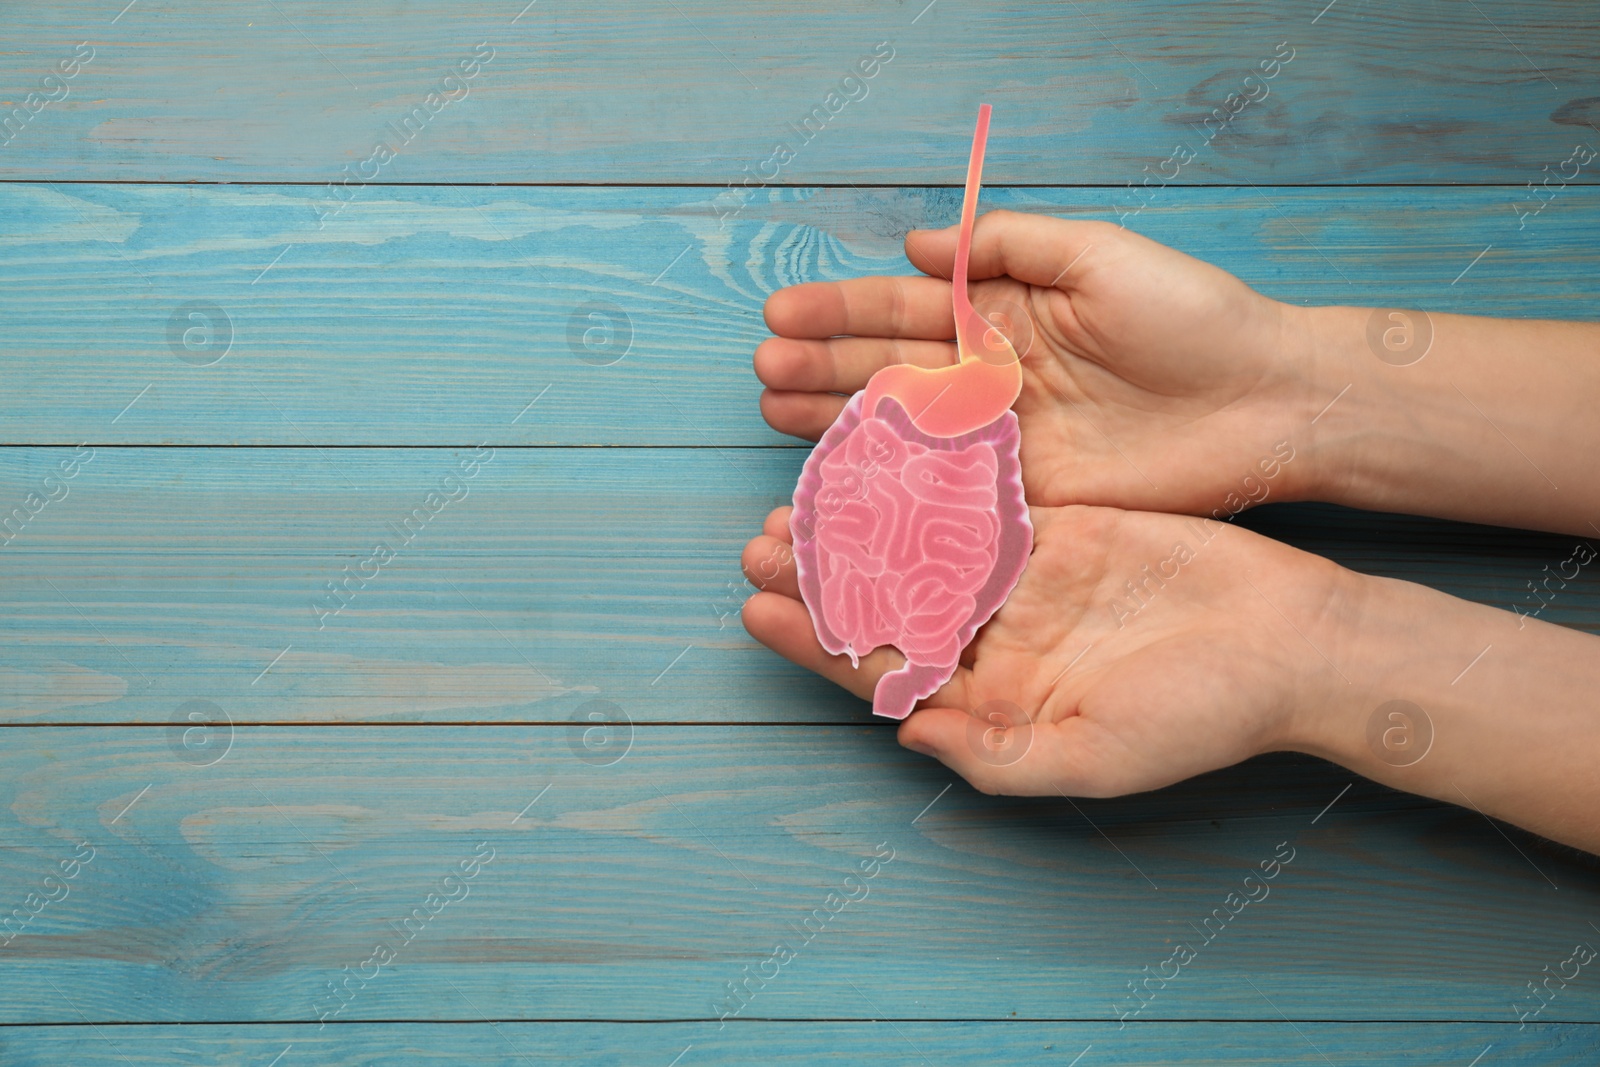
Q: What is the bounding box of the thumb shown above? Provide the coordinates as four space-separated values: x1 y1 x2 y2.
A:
902 224 959 281
905 210 1112 291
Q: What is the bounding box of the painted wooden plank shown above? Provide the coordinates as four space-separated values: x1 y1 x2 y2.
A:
0 1021 1591 1066
0 726 1595 1024
1 184 1596 447
1 2 1596 184
0 446 811 724
2 447 1597 724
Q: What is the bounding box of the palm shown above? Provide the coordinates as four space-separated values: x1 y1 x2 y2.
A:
741 503 1341 797
936 505 1306 795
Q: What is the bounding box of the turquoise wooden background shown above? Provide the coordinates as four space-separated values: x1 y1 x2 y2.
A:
3 2 1598 1063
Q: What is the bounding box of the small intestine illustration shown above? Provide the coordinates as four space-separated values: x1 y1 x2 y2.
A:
790 105 1033 719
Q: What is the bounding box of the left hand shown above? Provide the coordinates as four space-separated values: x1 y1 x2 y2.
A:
742 501 1355 795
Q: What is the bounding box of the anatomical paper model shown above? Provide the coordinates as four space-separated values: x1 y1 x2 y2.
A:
790 105 1033 719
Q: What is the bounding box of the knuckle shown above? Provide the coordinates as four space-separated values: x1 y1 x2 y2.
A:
885 280 908 336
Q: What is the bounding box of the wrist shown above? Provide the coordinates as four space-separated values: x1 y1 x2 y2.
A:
1274 567 1439 764
1284 304 1579 528
1275 303 1402 509
1277 564 1600 851
1257 555 1382 758
1268 303 1374 506
1277 566 1538 806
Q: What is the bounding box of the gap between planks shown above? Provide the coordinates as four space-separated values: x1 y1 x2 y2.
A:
5 179 1595 189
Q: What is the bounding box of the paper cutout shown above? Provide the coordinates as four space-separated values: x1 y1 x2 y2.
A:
790 104 1034 719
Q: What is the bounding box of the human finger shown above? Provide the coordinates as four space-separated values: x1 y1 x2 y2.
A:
754 335 957 394
763 276 956 340
741 534 799 599
759 389 848 441
741 591 900 702
763 506 795 542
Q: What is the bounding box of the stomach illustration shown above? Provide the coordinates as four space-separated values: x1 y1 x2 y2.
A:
789 103 1033 719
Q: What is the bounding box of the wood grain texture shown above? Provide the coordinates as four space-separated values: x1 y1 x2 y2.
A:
6 0 1599 1052
1 2 1597 183
0 727 1596 1025
1 184 1596 447
2 1022 1595 1066
2 447 1597 724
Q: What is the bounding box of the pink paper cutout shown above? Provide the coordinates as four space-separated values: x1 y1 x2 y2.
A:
790 104 1032 719
792 395 1031 718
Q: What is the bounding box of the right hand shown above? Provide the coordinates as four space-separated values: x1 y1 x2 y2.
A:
757 210 1346 517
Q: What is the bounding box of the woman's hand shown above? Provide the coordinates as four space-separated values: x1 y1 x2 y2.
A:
757 211 1349 519
742 502 1357 797
749 205 1600 851
762 207 1600 537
